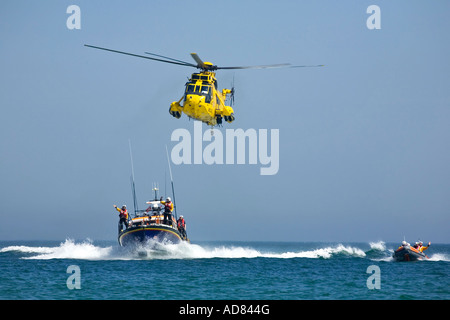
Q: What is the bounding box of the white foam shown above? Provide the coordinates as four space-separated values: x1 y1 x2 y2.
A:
428 253 450 262
132 242 263 260
136 242 367 260
1 240 408 261
0 245 55 254
1 239 115 260
369 241 386 251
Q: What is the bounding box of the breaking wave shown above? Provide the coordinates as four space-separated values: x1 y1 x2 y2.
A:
369 241 386 251
365 241 393 261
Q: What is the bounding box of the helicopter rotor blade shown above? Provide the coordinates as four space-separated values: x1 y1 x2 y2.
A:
144 52 197 67
190 53 207 69
290 64 325 68
84 44 197 68
85 45 325 71
217 63 325 70
216 63 290 70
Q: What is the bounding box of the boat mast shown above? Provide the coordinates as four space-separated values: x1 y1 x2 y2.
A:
129 139 139 217
165 145 178 220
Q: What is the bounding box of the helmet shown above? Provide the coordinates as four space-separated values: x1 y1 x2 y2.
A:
166 197 171 202
402 241 407 245
180 215 183 218
122 205 127 209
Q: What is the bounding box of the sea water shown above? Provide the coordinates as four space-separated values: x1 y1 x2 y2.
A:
0 239 449 300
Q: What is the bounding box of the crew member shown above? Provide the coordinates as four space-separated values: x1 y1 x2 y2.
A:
177 215 187 240
160 197 174 226
418 241 431 253
114 204 128 233
397 241 409 250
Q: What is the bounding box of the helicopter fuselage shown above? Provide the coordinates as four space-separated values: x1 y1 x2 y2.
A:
169 71 235 127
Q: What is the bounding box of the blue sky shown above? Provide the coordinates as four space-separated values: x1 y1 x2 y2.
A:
1 1 449 243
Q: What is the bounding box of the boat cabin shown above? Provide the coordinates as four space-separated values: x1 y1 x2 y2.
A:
129 214 177 229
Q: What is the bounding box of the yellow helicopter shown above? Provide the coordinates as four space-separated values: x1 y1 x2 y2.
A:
85 45 323 127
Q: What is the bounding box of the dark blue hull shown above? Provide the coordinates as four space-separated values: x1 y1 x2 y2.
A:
393 247 428 262
118 225 183 247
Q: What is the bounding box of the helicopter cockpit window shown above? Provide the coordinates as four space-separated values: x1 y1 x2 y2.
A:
201 86 210 94
186 84 196 94
185 84 211 102
201 86 212 103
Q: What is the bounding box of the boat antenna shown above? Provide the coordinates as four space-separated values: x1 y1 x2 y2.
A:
152 182 159 201
129 139 139 217
165 145 178 220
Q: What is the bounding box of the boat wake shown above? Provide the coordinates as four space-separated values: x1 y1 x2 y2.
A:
1 239 448 262
0 239 115 260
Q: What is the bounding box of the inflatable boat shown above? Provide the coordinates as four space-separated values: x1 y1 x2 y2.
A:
393 245 428 262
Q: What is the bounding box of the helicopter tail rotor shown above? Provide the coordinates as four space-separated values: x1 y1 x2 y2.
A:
230 87 235 107
230 75 235 107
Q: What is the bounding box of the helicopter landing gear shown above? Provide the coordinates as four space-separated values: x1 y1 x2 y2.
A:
169 110 181 118
172 111 181 118
224 113 235 123
169 101 183 119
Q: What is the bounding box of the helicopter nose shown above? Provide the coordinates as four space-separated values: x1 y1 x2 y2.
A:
186 94 203 105
184 94 204 118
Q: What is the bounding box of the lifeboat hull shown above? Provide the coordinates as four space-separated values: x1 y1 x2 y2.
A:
118 225 183 247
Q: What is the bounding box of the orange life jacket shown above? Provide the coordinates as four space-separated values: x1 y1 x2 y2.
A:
164 201 173 212
119 209 128 219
